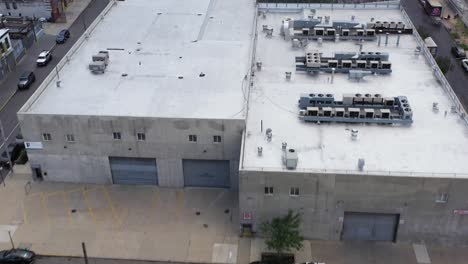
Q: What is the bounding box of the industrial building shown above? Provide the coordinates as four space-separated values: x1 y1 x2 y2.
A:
18 0 468 244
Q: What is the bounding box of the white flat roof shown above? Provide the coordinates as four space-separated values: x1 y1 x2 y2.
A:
242 8 468 175
24 0 254 119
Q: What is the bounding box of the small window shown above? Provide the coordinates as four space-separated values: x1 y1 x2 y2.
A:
290 187 300 197
66 134 75 142
189 134 197 142
137 132 146 141
12 2 17 9
113 132 121 140
436 193 449 203
4 38 10 49
264 186 274 195
42 133 52 141
213 135 222 143
5 2 10 9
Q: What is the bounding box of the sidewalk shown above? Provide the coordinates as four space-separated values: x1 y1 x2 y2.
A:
43 0 93 35
0 167 239 263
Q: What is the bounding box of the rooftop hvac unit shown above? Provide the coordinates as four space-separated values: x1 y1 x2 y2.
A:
284 148 298 170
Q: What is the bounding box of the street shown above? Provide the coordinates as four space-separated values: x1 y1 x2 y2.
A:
35 256 196 264
401 0 468 108
0 0 109 150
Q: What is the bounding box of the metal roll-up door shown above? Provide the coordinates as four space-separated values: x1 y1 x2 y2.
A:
109 157 158 185
183 159 230 188
342 212 399 242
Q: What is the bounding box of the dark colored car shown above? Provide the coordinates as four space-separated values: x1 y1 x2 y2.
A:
56 29 70 44
451 45 466 59
17 71 35 90
0 248 36 264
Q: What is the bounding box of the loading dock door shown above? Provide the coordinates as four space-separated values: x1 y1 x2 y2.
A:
342 212 399 241
109 157 158 185
183 159 230 188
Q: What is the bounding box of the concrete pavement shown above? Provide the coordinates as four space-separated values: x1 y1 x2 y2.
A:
0 167 240 263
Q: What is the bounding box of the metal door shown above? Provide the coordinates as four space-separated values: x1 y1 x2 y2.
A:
342 212 398 241
109 157 158 185
182 159 230 188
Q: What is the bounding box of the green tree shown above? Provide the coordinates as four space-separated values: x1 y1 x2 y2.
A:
260 210 304 259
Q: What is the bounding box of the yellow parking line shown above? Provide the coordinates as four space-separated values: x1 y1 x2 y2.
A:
64 188 83 194
63 191 74 226
82 187 98 227
153 188 159 210
22 200 28 225
40 192 50 226
46 190 66 197
102 186 122 229
176 190 184 221
27 192 43 198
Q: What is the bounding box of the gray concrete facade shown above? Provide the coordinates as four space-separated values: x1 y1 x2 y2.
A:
18 113 244 188
239 170 468 244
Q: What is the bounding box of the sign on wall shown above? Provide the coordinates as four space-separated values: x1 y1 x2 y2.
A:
25 142 43 150
453 210 468 215
243 212 252 220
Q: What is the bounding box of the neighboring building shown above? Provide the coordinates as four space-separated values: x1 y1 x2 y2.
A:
18 0 254 188
0 0 72 22
18 0 468 245
0 28 14 80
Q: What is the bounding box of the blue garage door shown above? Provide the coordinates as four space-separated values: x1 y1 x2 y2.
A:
109 157 158 185
183 160 230 188
342 212 399 242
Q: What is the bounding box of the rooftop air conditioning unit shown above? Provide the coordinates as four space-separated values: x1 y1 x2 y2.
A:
284 148 298 170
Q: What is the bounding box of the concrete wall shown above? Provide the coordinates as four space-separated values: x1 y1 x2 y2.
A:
18 114 244 189
239 170 468 244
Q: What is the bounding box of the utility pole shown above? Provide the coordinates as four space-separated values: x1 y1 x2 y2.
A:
8 231 15 249
82 242 89 264
0 120 13 173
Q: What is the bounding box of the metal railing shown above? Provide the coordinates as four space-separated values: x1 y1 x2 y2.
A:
257 0 401 10
241 166 468 178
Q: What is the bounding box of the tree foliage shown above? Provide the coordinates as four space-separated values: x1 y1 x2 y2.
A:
260 210 304 256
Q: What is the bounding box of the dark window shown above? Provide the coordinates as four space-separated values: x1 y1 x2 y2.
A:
5 2 10 9
4 38 10 49
42 133 52 141
290 187 300 196
213 135 221 143
137 132 146 141
264 186 274 195
66 134 75 142
12 2 17 9
113 132 121 140
189 134 197 142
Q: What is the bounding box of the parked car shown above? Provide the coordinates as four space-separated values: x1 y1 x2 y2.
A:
56 29 70 44
451 45 466 59
36 50 52 66
462 59 468 72
0 248 36 264
17 71 36 90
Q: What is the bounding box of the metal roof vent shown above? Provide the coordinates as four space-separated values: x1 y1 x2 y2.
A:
258 147 263 156
284 149 298 170
351 129 358 140
285 71 292 80
266 128 272 142
256 61 262 70
358 158 365 171
282 142 287 150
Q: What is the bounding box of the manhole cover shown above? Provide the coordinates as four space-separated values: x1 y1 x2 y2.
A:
71 209 77 213
196 211 201 216
224 209 230 214
203 224 208 228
